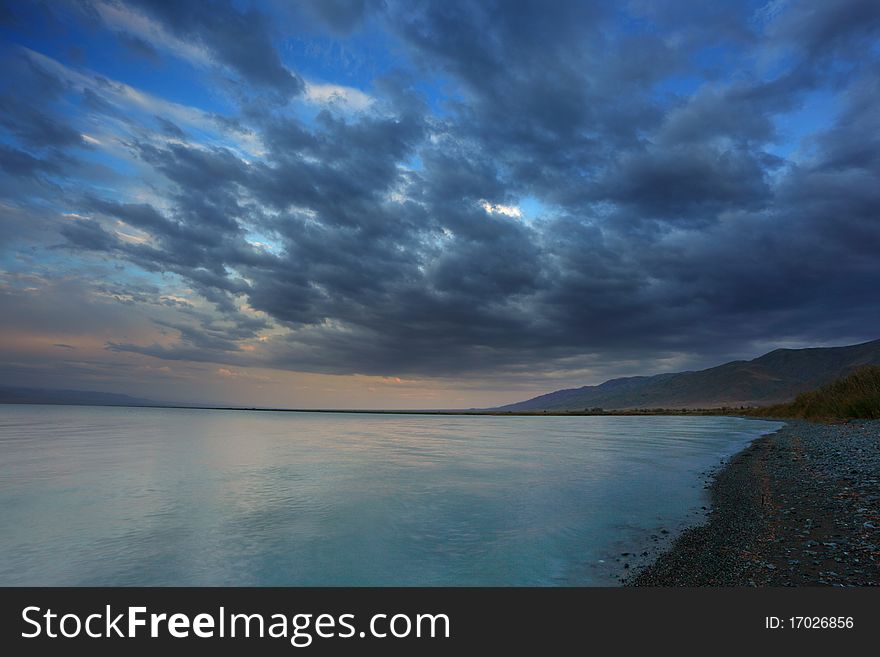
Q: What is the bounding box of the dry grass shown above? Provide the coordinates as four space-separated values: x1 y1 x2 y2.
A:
748 365 880 421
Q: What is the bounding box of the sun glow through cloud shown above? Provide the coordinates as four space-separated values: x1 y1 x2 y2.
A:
479 200 523 219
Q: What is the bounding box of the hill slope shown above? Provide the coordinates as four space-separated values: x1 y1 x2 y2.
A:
498 339 880 411
0 386 158 407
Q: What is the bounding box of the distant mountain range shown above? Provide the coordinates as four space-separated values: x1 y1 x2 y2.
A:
0 386 158 407
497 339 880 411
5 338 880 413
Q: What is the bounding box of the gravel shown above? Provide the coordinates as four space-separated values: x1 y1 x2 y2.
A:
628 419 880 586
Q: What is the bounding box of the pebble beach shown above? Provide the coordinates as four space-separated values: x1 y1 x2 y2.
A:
630 419 880 586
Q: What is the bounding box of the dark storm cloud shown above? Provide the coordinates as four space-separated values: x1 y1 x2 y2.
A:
0 98 83 148
73 195 261 298
0 144 63 178
64 1 880 375
4 0 880 382
0 49 85 194
385 0 632 204
594 144 777 222
60 217 118 251
124 0 304 97
765 0 880 60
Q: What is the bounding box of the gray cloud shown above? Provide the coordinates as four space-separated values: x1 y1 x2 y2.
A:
298 0 383 34
0 144 64 178
765 0 880 60
3 0 880 389
125 0 304 97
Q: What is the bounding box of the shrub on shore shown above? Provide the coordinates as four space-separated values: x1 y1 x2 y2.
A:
749 365 880 421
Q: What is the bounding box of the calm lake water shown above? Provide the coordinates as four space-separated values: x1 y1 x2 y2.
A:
0 405 782 586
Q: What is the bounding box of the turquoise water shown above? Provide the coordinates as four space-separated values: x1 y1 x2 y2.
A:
0 405 782 586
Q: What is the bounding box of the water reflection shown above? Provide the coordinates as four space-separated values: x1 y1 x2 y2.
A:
0 405 782 585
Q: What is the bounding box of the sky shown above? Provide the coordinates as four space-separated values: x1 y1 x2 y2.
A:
1 0 879 409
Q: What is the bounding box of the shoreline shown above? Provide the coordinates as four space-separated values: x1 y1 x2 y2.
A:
0 400 747 416
628 419 880 586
